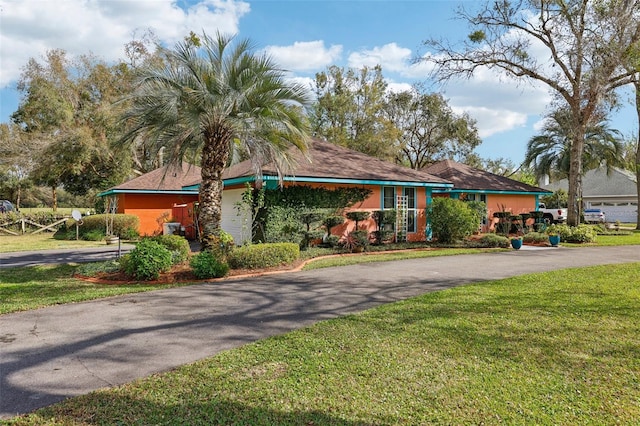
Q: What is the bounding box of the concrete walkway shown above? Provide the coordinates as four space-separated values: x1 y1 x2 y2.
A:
1 245 639 418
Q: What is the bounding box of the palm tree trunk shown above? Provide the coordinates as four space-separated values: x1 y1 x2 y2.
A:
635 79 640 230
567 129 585 227
198 132 231 250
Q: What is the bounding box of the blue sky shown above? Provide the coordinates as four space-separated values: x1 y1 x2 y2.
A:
1 0 637 164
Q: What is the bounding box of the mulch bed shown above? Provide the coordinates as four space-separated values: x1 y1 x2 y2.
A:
76 260 306 285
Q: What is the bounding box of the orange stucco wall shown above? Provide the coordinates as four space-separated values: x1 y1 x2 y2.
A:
485 194 538 231
116 193 199 236
276 182 430 242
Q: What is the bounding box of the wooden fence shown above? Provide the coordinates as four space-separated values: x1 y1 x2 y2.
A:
0 217 69 236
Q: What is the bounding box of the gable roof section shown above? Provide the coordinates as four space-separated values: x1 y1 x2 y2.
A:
543 167 637 197
185 139 452 189
99 162 201 196
424 160 550 194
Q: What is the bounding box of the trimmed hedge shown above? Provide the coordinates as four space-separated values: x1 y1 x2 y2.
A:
54 214 139 240
546 224 597 243
227 243 300 269
522 232 549 244
477 234 510 248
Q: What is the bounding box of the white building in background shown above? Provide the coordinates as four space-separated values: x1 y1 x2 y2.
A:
543 167 638 223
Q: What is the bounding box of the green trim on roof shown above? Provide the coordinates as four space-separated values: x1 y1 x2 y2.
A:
214 174 452 189
98 189 199 197
433 189 550 196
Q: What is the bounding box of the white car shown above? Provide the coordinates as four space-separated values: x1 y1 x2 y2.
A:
583 208 606 223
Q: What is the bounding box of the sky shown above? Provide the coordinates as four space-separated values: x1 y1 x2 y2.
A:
0 0 637 165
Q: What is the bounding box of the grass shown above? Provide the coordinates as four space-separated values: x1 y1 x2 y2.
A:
5 263 639 425
0 264 186 314
0 234 106 253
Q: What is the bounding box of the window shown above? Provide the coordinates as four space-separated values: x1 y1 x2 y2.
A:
404 187 416 233
383 187 395 209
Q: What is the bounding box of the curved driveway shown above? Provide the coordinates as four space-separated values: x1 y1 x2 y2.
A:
1 245 639 418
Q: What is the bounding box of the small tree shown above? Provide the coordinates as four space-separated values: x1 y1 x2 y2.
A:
427 198 478 244
345 211 371 230
104 195 118 238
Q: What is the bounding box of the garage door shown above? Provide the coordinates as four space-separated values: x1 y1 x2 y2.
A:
221 188 251 245
590 202 638 223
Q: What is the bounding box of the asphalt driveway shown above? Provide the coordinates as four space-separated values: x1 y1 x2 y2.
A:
1 245 639 419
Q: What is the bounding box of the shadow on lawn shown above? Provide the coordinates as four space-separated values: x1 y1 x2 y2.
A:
34 394 384 425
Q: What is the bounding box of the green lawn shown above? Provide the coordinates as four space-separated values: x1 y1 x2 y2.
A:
0 234 105 253
0 264 187 315
5 264 639 425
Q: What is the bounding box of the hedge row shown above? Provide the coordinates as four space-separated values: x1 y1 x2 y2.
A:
227 242 300 269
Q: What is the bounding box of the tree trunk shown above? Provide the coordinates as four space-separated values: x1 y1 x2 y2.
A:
198 132 231 250
52 186 58 212
635 80 640 230
567 128 585 227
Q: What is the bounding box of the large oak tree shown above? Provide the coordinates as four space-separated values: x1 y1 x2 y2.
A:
423 0 640 225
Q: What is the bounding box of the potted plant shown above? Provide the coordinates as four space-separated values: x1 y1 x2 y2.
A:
510 236 523 250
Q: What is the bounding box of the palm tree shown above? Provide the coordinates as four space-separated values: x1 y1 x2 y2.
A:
525 108 624 183
120 32 311 248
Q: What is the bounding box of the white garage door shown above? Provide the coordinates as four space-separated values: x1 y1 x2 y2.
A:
590 202 638 223
221 188 251 245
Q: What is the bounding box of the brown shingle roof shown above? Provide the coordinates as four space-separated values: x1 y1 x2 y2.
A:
215 138 450 186
423 160 549 193
111 162 201 191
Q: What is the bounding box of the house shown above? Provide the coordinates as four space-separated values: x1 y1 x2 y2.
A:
183 138 453 244
542 167 638 223
98 162 201 236
423 160 551 231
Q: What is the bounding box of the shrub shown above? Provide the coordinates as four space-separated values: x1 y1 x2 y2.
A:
427 198 478 244
262 206 303 243
522 232 549 244
227 243 300 269
476 234 510 248
190 250 229 279
124 239 173 280
151 234 191 264
83 229 106 241
202 230 235 259
54 213 139 241
546 224 597 243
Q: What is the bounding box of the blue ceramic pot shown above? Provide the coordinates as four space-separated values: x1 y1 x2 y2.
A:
549 235 560 246
511 238 523 250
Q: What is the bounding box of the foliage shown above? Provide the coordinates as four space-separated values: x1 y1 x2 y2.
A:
119 32 311 249
522 232 549 244
263 185 372 210
383 89 481 168
540 189 568 209
310 65 397 160
123 238 173 280
341 229 370 252
345 210 371 229
151 234 191 265
524 109 624 182
54 214 139 241
227 242 300 269
427 198 480 244
546 224 597 243
201 230 235 260
423 0 640 226
189 250 229 279
476 233 510 248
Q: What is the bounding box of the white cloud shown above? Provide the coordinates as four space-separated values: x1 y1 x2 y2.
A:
0 0 251 87
454 106 528 138
347 42 411 72
263 41 342 72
